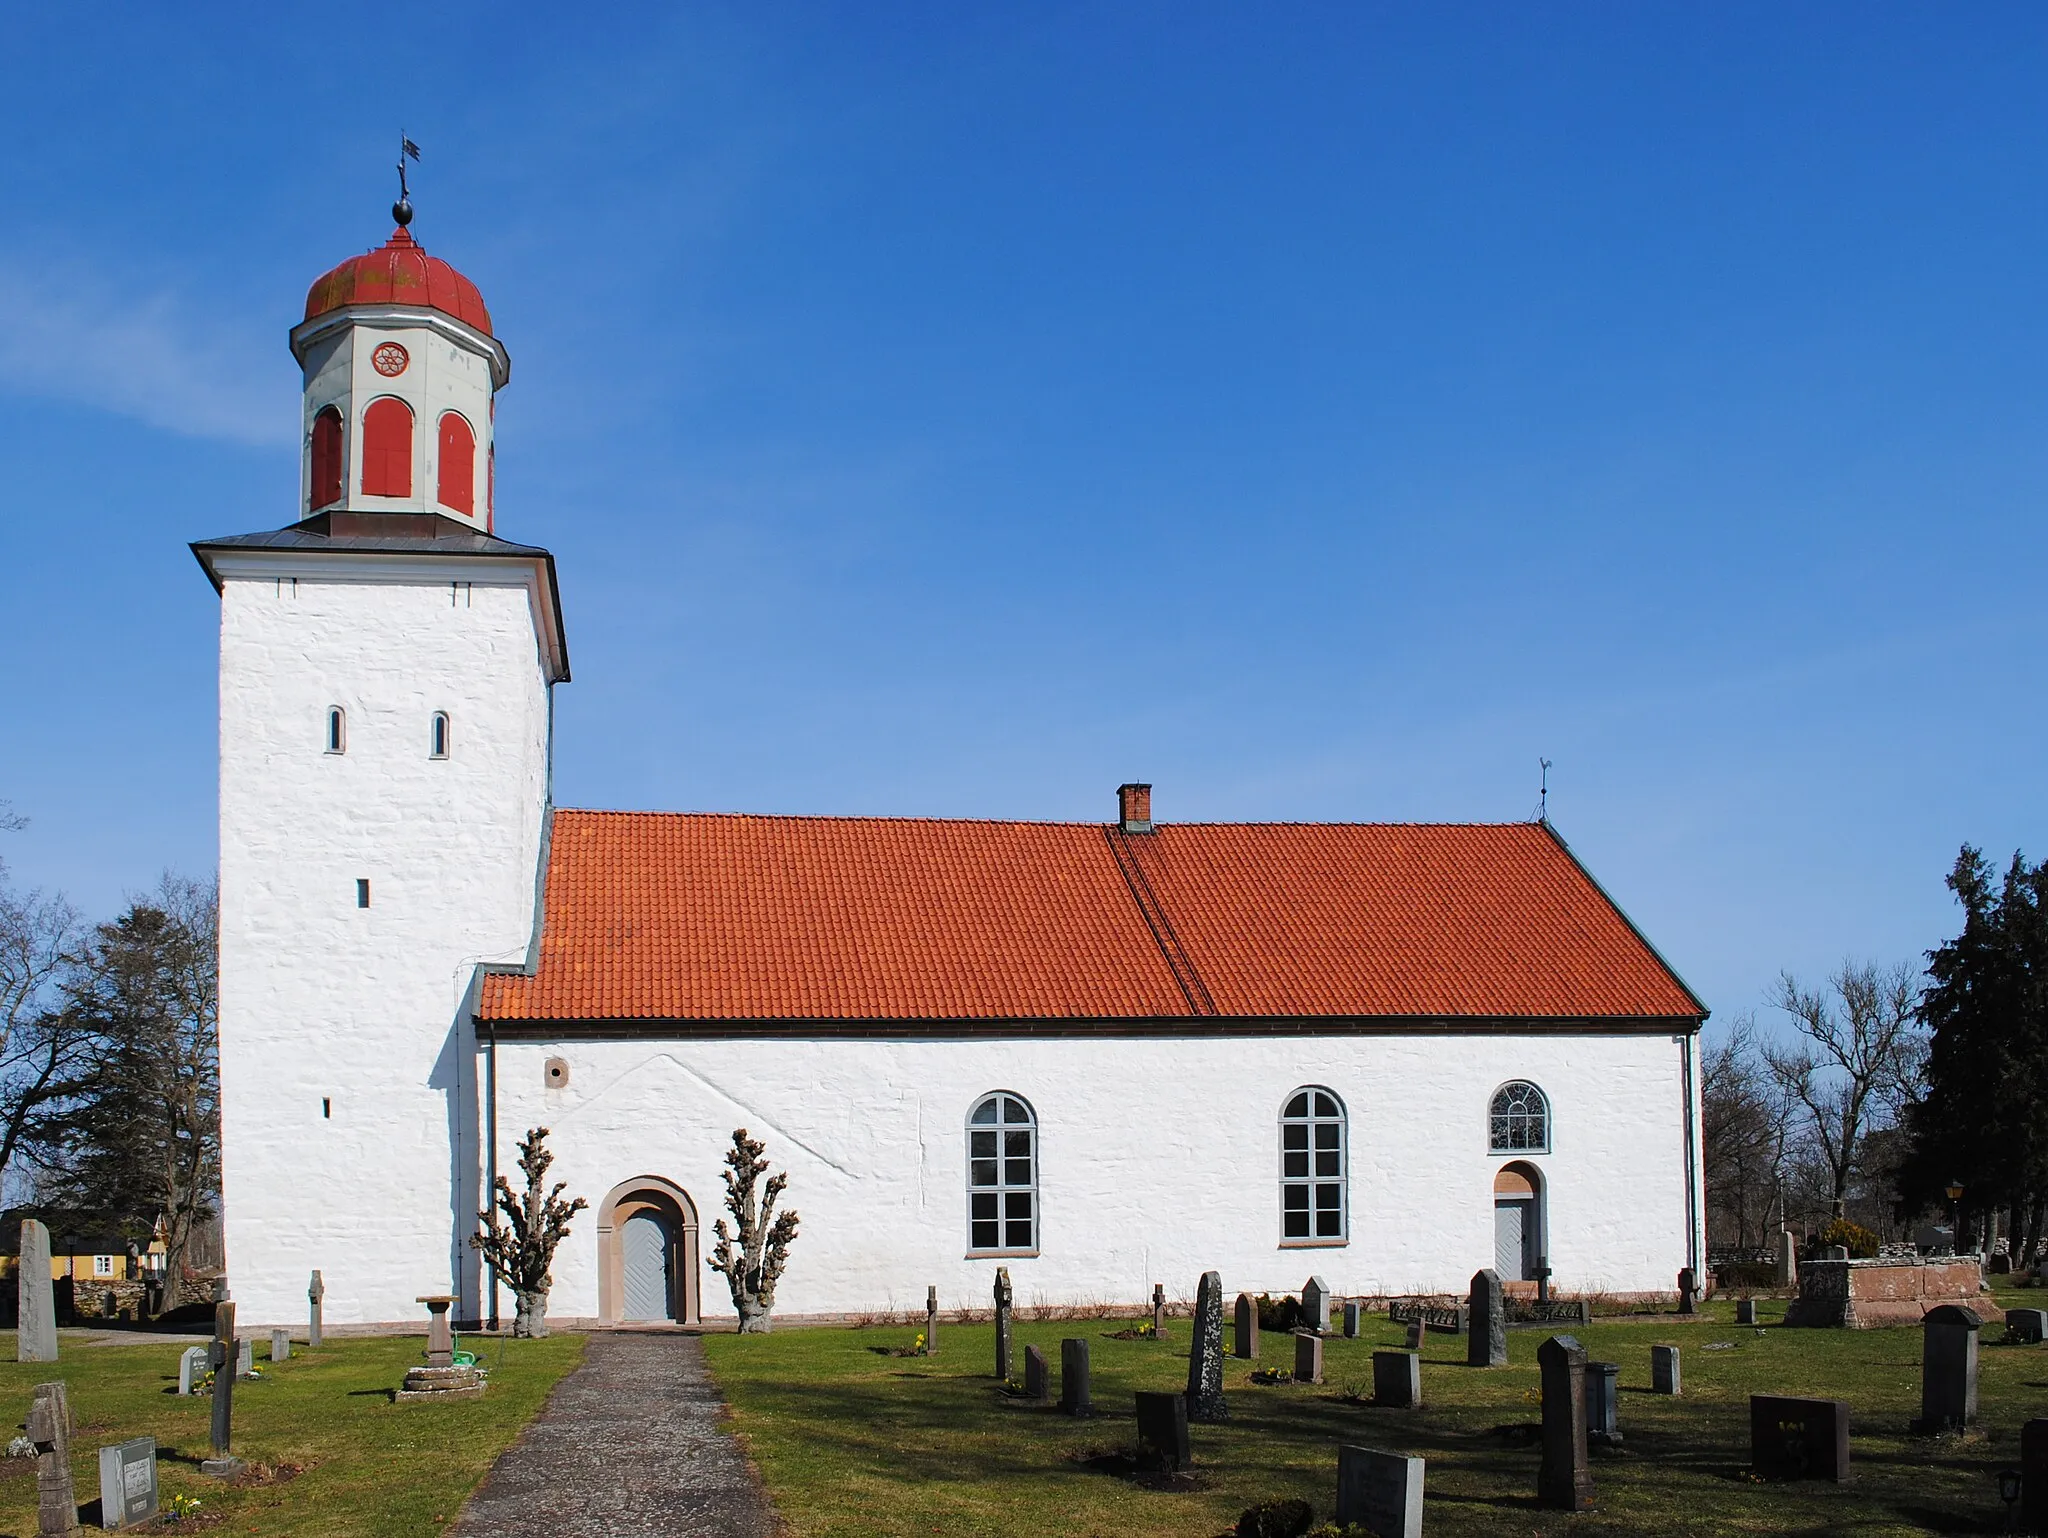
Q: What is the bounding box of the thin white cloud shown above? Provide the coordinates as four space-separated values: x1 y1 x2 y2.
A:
0 257 293 446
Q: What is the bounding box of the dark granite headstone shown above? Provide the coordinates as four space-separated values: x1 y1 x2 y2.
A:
1023 1344 1050 1403
1293 1330 1324 1385
1537 1334 1593 1510
1060 1337 1090 1416
1373 1350 1420 1409
1650 1344 1680 1395
1913 1303 1980 1433
993 1267 1013 1382
1585 1360 1621 1446
1233 1291 1259 1360
1343 1301 1361 1339
1677 1267 1698 1316
1468 1268 1508 1368
2007 1307 2048 1345
1336 1444 1424 1538
1404 1316 1424 1351
2020 1418 2048 1533
1751 1395 1850 1481
1185 1271 1229 1422
1735 1298 1758 1326
1135 1391 1190 1472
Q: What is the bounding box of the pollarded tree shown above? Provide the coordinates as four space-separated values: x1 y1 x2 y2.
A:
709 1128 800 1334
472 1126 587 1337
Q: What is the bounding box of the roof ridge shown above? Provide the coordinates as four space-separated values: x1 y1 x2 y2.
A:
551 807 1555 831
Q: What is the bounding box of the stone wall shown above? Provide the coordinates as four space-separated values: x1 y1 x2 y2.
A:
1785 1256 1984 1327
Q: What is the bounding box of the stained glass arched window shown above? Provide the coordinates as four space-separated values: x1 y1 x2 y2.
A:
1489 1081 1550 1153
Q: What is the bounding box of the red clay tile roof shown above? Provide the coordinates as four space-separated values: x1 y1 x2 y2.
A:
476 811 1702 1027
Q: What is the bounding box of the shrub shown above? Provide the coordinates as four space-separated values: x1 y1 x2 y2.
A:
1237 1499 1314 1538
1813 1218 1880 1259
1255 1293 1302 1332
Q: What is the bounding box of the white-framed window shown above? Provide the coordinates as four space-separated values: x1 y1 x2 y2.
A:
1489 1081 1551 1153
967 1092 1037 1254
1280 1086 1347 1243
325 706 346 754
92 1255 114 1278
430 711 450 759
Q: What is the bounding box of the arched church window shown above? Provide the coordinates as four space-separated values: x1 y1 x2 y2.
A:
1280 1087 1347 1243
325 706 346 755
1489 1081 1550 1153
429 712 450 759
437 412 475 516
309 406 344 511
361 397 414 499
967 1092 1037 1253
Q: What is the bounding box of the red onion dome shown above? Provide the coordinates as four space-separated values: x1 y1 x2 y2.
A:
303 227 492 337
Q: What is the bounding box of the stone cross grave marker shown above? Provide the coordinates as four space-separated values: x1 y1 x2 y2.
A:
17 1220 57 1363
206 1302 238 1469
1532 1258 1553 1304
29 1380 78 1538
1913 1303 1980 1433
1060 1337 1090 1416
2022 1417 2048 1535
1023 1344 1050 1403
1537 1334 1594 1510
993 1267 1013 1382
270 1329 289 1363
308 1270 324 1348
1302 1276 1331 1334
1152 1282 1166 1336
1134 1390 1190 1472
1373 1350 1420 1409
1233 1292 1259 1360
97 1436 158 1531
1342 1301 1361 1339
1776 1228 1798 1289
1750 1395 1850 1481
1336 1445 1424 1538
1650 1344 1680 1395
1468 1269 1508 1368
1186 1271 1229 1422
1585 1360 1622 1446
2007 1307 2047 1345
925 1285 939 1355
177 1346 207 1397
1676 1267 1698 1316
1293 1330 1323 1385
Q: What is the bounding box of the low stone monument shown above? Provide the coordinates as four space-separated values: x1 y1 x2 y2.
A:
18 1220 57 1363
270 1328 290 1363
203 1301 241 1476
925 1285 939 1355
1650 1344 1680 1395
397 1295 484 1403
1336 1444 1423 1538
1185 1271 1229 1422
1468 1268 1508 1368
1134 1391 1190 1472
1787 1251 1982 1327
2007 1307 2047 1345
1912 1303 1980 1433
1023 1344 1050 1403
1751 1395 1850 1481
2021 1418 2048 1534
1776 1228 1798 1289
97 1436 158 1530
1302 1276 1332 1334
1735 1298 1758 1326
1537 1334 1593 1510
1676 1266 1698 1316
1372 1350 1420 1409
308 1269 324 1348
993 1268 1013 1382
1342 1301 1361 1339
1233 1292 1259 1360
1585 1360 1621 1446
28 1380 79 1538
1151 1282 1166 1336
1060 1338 1089 1416
1293 1331 1323 1385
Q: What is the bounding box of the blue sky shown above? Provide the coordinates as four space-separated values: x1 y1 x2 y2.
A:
3 5 2045 1034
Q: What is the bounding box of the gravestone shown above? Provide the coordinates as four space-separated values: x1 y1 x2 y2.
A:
1185 1270 1229 1422
993 1267 1013 1382
925 1285 939 1355
1750 1395 1850 1481
2021 1418 2048 1534
29 1381 78 1538
1531 1259 1553 1304
1676 1266 1698 1316
1342 1301 1361 1339
236 1338 254 1378
1293 1330 1324 1385
1650 1344 1680 1395
18 1220 57 1363
1336 1444 1424 1538
1302 1276 1332 1334
1585 1360 1621 1446
1060 1338 1090 1416
1372 1350 1420 1409
205 1301 239 1472
97 1436 158 1530
1233 1292 1259 1360
1536 1334 1593 1510
1134 1391 1190 1472
308 1270 323 1348
270 1329 289 1363
1152 1282 1166 1336
1404 1317 1424 1351
1023 1344 1050 1404
2007 1307 2047 1345
1913 1303 1980 1433
1735 1298 1758 1326
1468 1268 1508 1368
1777 1228 1798 1289
176 1345 207 1397
1826 1244 1850 1261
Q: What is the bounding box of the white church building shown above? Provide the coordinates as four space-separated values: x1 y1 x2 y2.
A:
194 216 1709 1332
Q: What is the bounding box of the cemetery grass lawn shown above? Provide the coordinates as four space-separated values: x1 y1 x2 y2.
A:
704 1286 2048 1537
0 1328 583 1536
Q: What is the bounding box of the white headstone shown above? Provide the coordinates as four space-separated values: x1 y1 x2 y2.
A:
16 1220 57 1363
177 1346 208 1396
1302 1276 1332 1334
1337 1444 1424 1538
270 1329 289 1362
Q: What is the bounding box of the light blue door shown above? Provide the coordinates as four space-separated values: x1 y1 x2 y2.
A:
1495 1199 1533 1281
621 1210 673 1322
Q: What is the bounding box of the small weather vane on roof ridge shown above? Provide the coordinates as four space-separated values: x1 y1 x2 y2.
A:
393 133 422 228
1536 757 1553 823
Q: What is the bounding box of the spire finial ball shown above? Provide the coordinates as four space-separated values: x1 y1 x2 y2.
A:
392 196 414 228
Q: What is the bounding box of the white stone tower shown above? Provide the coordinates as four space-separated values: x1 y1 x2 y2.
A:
193 210 567 1329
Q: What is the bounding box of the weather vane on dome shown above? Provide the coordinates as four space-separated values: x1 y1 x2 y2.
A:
393 134 422 228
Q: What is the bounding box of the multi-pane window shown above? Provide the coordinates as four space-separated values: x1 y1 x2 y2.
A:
1280 1087 1346 1242
967 1092 1036 1253
1489 1081 1550 1153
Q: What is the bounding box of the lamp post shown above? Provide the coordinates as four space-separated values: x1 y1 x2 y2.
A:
1946 1179 1965 1255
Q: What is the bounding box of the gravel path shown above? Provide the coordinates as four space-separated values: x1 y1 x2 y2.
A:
450 1332 779 1538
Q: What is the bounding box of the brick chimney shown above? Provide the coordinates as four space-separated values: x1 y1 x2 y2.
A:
1117 782 1153 834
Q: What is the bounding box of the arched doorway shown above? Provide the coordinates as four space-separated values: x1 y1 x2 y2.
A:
1494 1162 1544 1282
596 1177 701 1326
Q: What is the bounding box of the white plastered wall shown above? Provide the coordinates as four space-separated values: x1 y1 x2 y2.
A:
216 559 549 1330
490 1030 1700 1325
